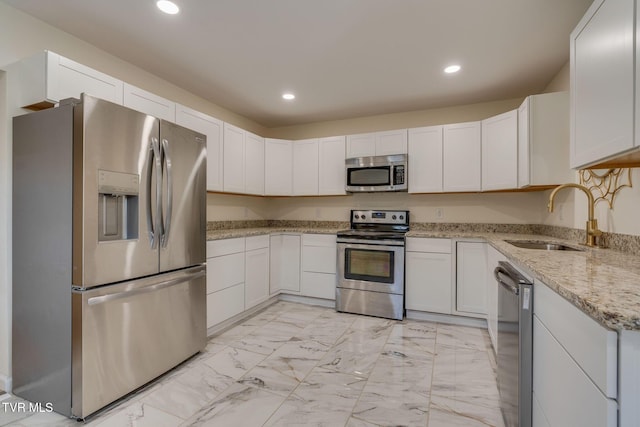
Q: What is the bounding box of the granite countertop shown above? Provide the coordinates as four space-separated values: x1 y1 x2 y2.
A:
206 226 344 241
409 230 640 332
207 224 640 332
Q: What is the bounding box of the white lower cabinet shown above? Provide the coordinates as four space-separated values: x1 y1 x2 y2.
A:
244 235 270 309
405 238 452 314
455 241 487 316
206 238 246 328
533 280 618 427
270 234 301 294
300 234 337 300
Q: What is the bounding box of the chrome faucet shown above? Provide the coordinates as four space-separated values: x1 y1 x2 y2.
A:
548 183 602 247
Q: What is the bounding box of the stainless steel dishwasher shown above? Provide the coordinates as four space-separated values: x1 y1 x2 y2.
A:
494 261 533 427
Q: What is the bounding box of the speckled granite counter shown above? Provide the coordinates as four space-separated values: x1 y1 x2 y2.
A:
207 226 344 240
207 220 640 332
408 230 640 332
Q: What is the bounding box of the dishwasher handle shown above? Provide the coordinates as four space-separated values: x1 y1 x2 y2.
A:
494 265 520 295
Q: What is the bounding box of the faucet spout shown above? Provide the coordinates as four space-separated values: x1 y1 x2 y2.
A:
548 183 602 247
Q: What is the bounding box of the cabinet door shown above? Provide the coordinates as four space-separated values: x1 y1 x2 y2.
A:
207 284 244 328
206 252 245 293
293 139 319 196
375 129 408 155
301 272 336 300
44 51 124 106
482 110 518 190
245 132 265 195
245 247 269 309
571 0 635 168
346 133 376 158
456 241 487 315
175 105 223 192
533 316 617 427
269 235 283 295
280 235 301 292
408 126 443 193
123 83 175 121
223 123 245 193
318 136 346 195
265 139 293 195
443 122 482 192
406 251 452 314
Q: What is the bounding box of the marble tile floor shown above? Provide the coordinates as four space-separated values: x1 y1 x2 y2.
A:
1 301 504 426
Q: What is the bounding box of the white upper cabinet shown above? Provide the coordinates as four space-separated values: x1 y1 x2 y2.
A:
265 138 293 196
408 126 444 193
375 129 408 155
293 139 320 196
223 123 246 194
245 131 265 195
518 92 572 188
443 121 482 192
123 83 175 122
346 129 407 158
7 50 123 110
482 110 518 191
175 105 223 192
318 136 347 195
571 0 636 168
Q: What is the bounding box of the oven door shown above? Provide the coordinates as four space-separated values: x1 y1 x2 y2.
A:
337 241 405 294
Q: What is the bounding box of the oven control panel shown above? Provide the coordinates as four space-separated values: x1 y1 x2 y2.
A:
351 210 409 226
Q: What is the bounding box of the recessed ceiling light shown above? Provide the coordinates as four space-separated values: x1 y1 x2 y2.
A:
444 64 461 74
282 93 295 100
157 0 180 15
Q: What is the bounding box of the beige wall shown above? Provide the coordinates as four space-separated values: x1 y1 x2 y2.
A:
543 61 570 93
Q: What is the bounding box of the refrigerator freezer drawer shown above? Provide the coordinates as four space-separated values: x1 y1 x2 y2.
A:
71 265 206 418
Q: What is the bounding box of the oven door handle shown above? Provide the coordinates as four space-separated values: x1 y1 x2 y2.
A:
337 239 405 248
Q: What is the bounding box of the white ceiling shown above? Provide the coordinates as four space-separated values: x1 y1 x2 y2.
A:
3 0 593 128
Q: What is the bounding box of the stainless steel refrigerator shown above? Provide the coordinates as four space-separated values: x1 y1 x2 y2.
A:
12 94 207 419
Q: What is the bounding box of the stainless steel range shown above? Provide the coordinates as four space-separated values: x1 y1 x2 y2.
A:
336 209 409 320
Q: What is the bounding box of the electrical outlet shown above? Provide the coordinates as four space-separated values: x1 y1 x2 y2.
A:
244 207 249 218
316 208 322 219
435 207 444 219
558 206 564 221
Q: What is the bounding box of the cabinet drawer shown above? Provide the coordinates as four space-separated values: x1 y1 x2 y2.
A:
246 234 269 251
206 283 245 328
534 281 617 398
406 237 451 253
206 237 245 258
533 316 617 427
302 233 337 248
302 246 336 274
206 252 244 293
301 272 336 300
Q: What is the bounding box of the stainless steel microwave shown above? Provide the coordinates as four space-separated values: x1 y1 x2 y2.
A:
345 154 408 192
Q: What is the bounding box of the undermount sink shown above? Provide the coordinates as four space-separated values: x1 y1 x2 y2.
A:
505 240 584 251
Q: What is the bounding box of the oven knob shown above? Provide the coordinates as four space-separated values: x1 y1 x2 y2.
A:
361 214 366 219
392 215 397 220
354 214 360 219
399 215 404 220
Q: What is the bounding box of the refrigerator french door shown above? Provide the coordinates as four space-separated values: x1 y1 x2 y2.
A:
13 94 206 419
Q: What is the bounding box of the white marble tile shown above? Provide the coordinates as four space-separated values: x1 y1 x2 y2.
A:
182 383 285 427
140 363 234 420
263 371 365 427
428 394 505 427
203 347 266 380
90 402 183 427
236 365 300 397
435 324 490 353
345 417 379 427
316 348 380 378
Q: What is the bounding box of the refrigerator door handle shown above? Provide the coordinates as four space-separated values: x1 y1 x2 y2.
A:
146 137 162 248
160 138 173 248
87 268 205 306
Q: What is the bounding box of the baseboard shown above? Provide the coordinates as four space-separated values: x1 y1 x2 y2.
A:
206 296 279 337
278 293 335 308
0 374 11 393
406 310 488 329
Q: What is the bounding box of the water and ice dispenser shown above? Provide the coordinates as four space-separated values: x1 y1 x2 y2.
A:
98 170 139 241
